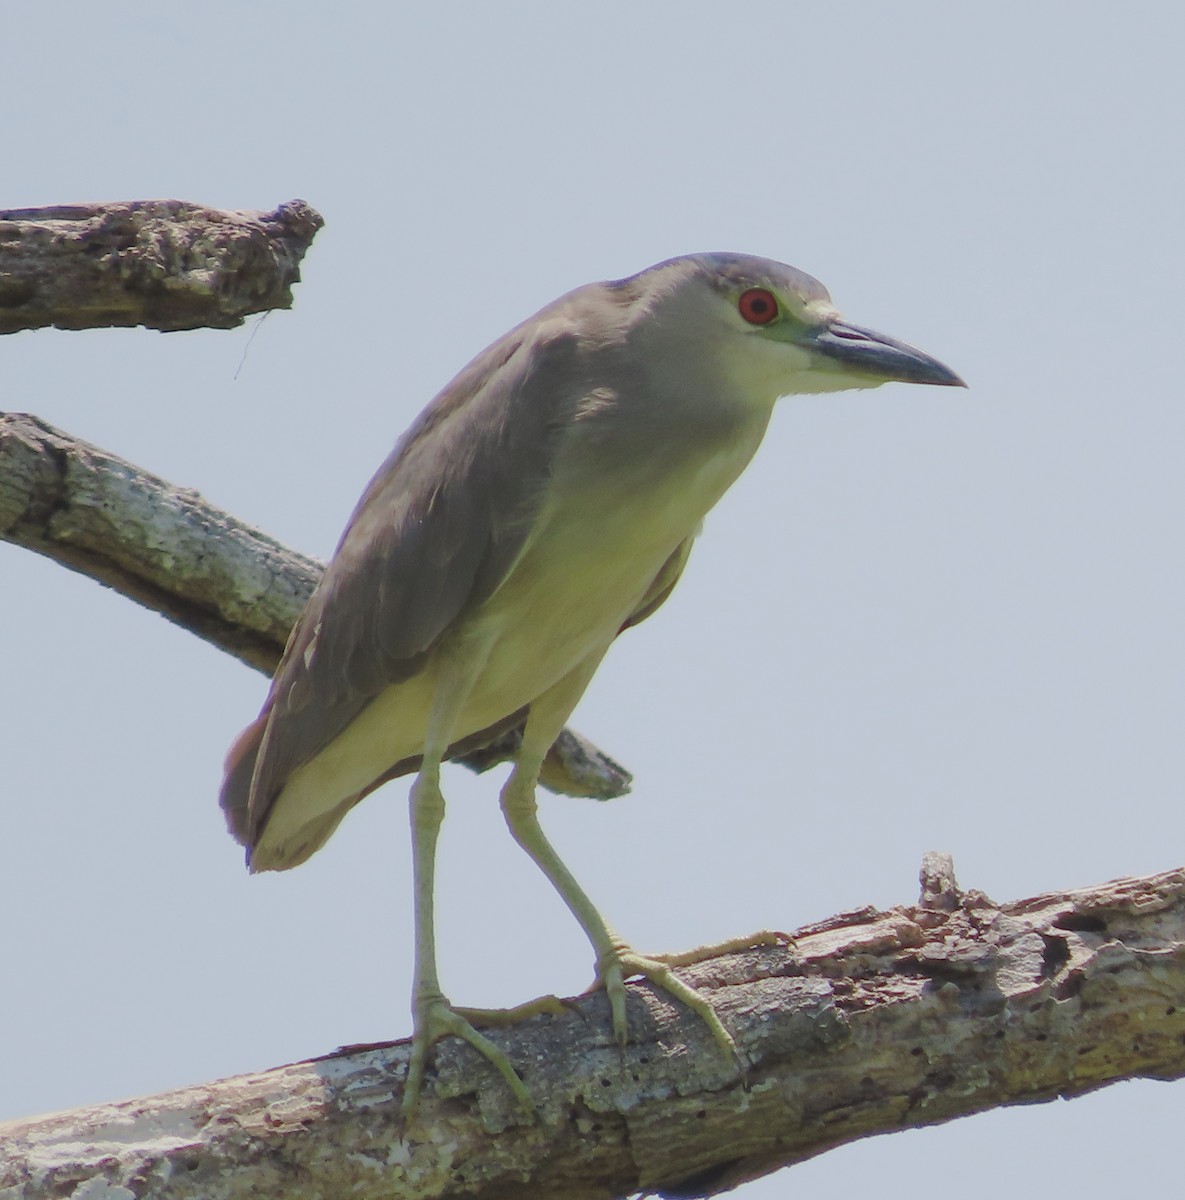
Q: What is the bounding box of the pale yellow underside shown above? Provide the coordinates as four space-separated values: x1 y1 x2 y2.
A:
253 419 770 864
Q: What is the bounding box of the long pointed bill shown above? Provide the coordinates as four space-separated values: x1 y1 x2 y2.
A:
811 320 966 387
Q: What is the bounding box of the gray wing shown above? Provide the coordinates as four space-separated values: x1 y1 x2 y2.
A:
296 537 699 807
339 538 697 802
221 324 583 848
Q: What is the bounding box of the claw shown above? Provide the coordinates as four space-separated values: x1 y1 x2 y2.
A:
402 994 537 1122
596 955 631 1044
591 942 744 1067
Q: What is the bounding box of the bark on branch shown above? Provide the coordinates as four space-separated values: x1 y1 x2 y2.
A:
3 856 1184 1199
0 412 630 797
0 199 323 334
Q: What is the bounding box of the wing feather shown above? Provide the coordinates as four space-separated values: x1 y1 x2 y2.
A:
221 323 583 848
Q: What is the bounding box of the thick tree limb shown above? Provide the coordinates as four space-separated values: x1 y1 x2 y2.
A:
3 857 1183 1199
0 412 630 797
0 199 323 334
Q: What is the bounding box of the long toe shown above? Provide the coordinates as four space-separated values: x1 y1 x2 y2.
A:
402 996 537 1121
453 994 576 1026
645 929 793 967
593 945 746 1069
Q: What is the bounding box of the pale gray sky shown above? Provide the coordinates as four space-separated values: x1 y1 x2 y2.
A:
4 4 1183 1195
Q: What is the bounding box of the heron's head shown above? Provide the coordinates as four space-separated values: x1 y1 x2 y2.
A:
618 253 965 405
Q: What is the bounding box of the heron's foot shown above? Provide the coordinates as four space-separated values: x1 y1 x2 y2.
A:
454 993 579 1027
592 941 742 1066
644 928 794 967
402 992 536 1122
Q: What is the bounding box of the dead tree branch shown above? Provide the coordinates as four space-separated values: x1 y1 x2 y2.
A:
3 856 1183 1199
0 199 323 334
0 412 629 797
5 198 1180 1199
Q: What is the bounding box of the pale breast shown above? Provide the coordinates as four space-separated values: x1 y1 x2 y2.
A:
260 404 769 854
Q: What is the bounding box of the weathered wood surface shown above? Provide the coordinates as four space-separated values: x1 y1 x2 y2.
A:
0 199 323 334
3 857 1183 1199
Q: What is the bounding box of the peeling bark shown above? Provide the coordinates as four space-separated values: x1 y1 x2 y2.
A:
0 200 323 334
0 413 630 798
3 857 1184 1199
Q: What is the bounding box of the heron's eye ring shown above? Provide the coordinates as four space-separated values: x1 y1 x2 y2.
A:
738 288 779 326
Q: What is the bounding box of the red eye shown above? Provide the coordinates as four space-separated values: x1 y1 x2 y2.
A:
738 288 779 326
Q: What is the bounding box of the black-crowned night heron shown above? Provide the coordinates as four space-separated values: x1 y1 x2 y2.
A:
221 253 963 1115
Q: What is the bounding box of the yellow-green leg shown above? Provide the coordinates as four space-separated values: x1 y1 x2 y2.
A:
401 642 535 1121
498 659 742 1065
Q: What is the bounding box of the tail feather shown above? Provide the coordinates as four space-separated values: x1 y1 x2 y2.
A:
220 712 361 873
219 715 267 851
247 801 359 873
